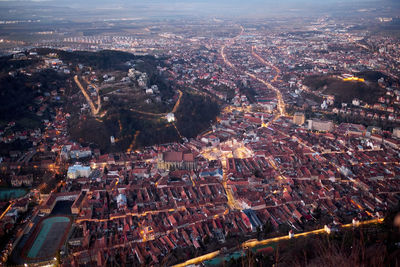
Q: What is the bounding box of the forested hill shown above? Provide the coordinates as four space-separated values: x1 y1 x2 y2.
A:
0 49 221 153
33 48 137 70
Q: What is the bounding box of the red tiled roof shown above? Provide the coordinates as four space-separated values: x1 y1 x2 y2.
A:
163 151 194 162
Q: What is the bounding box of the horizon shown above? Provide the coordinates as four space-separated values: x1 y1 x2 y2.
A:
0 0 398 21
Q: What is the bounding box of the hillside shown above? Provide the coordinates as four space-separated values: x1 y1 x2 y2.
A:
224 207 400 267
68 90 220 152
0 49 221 153
303 71 388 104
59 50 220 152
33 48 137 71
0 67 66 130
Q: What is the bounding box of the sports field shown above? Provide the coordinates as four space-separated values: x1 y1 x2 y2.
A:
26 216 71 259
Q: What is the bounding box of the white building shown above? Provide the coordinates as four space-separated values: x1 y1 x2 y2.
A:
352 99 360 106
67 165 91 179
117 194 127 208
166 113 175 123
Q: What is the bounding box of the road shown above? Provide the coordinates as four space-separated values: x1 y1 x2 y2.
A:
130 89 183 119
71 207 230 261
251 45 281 83
220 28 286 121
220 25 244 69
242 218 384 248
129 108 165 117
172 90 183 113
172 122 184 140
76 75 184 121
172 218 384 266
76 206 188 223
127 130 140 153
0 203 12 220
219 25 288 209
222 162 242 210
172 251 220 267
74 75 100 116
218 25 252 211
248 47 286 116
83 77 102 115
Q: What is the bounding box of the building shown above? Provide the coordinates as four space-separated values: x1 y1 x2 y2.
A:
352 99 360 106
71 192 86 214
67 165 91 179
10 174 33 187
157 151 197 170
70 147 92 159
393 127 400 139
44 58 63 67
116 194 127 208
40 192 80 214
367 126 382 135
293 112 305 125
308 119 334 132
166 113 175 123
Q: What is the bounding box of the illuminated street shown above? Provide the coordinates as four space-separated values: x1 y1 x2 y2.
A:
74 75 101 116
173 218 385 266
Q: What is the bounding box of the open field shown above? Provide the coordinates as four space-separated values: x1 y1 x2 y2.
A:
24 216 71 261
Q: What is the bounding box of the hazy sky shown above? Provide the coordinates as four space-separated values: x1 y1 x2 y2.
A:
0 0 397 21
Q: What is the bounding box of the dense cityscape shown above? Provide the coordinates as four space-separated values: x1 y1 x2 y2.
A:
0 0 400 266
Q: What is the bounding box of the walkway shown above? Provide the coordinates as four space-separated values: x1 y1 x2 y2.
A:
172 218 384 267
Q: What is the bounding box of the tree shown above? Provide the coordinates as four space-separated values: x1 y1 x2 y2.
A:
253 169 262 178
314 205 322 220
278 223 291 234
256 226 262 240
263 220 274 237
